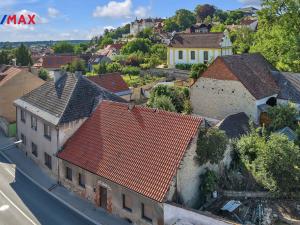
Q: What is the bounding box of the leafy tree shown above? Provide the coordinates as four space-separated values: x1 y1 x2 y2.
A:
94 62 107 74
106 62 122 73
210 23 226 32
237 129 300 193
251 0 300 72
189 63 207 79
196 128 228 164
214 9 228 23
174 9 196 31
195 4 216 22
38 68 49 81
125 52 145 66
225 10 244 25
136 27 154 39
151 95 176 112
64 59 86 73
0 50 12 64
121 38 151 54
100 36 113 48
53 41 74 54
15 44 32 66
267 103 298 131
231 27 255 54
150 44 167 61
162 18 180 32
148 85 191 113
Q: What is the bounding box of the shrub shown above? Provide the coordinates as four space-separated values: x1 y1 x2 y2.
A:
122 66 140 76
175 63 192 70
38 68 49 81
125 52 145 66
140 63 151 70
106 62 122 73
151 95 176 112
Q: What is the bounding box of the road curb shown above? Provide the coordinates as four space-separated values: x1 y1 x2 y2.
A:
0 150 102 225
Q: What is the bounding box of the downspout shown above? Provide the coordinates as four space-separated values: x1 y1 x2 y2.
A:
15 107 18 140
56 125 60 184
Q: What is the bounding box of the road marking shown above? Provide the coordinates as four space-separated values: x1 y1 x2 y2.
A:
0 204 9 211
5 168 15 178
0 190 38 225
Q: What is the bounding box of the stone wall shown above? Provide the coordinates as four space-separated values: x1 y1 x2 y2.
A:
59 160 164 225
164 203 235 225
191 78 257 120
140 68 190 81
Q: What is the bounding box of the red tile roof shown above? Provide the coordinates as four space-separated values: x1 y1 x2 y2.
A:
58 101 202 202
87 72 130 94
42 55 80 69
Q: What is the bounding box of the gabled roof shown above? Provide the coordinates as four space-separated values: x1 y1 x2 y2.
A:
202 53 279 99
272 72 300 104
169 32 225 48
0 67 23 86
58 101 202 202
18 74 126 125
216 112 250 139
87 73 130 95
276 127 297 141
42 55 80 69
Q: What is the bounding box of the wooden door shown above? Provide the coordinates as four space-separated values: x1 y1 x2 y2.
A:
100 186 107 210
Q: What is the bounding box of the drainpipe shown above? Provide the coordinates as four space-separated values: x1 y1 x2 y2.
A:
56 126 60 185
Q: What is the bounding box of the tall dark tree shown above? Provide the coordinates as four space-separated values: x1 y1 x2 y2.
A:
174 9 196 30
15 44 32 66
195 4 216 22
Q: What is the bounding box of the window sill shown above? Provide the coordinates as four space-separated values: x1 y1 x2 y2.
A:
123 207 132 213
44 135 51 141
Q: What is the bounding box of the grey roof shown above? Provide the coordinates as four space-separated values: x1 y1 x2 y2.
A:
276 127 297 141
272 72 300 104
217 112 250 139
221 53 280 99
20 73 126 125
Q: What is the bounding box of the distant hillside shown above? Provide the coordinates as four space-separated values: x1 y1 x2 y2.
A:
0 40 89 49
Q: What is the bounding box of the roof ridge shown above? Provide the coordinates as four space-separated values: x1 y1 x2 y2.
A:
101 100 203 121
58 74 79 124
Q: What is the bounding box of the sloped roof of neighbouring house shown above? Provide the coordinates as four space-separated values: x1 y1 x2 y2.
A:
42 55 80 69
216 112 250 139
15 73 126 125
87 72 131 95
201 53 280 100
276 126 297 141
58 101 202 202
169 32 225 48
271 72 300 104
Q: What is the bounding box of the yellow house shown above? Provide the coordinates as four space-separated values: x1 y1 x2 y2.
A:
167 31 233 68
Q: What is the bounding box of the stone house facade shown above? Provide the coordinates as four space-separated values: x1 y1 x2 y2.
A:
167 31 232 68
191 53 280 123
14 73 125 178
58 101 204 225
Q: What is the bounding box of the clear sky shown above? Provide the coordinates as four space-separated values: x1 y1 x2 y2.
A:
0 0 261 42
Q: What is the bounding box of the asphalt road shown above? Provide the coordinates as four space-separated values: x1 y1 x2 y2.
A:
0 154 96 225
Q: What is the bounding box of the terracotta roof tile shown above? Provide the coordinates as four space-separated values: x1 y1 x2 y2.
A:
42 55 80 69
87 72 130 94
58 101 202 202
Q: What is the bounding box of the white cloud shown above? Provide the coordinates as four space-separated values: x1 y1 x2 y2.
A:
48 7 60 18
93 0 151 19
134 6 151 18
93 0 132 18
